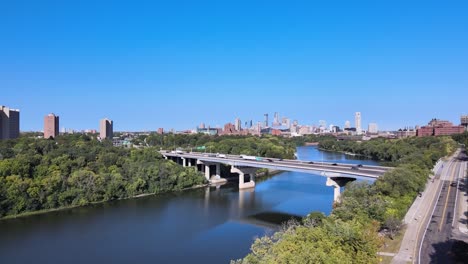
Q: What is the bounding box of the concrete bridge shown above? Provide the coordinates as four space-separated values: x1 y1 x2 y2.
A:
161 151 392 202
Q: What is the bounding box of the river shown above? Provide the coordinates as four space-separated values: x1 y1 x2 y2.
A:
0 146 378 264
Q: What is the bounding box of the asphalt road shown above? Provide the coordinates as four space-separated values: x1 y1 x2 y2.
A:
419 155 464 263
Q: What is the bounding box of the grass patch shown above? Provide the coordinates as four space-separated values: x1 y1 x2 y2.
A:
380 226 407 253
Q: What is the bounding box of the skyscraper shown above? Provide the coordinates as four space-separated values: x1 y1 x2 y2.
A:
355 112 362 135
0 105 20 140
273 112 280 126
100 118 113 139
264 113 269 128
234 118 241 131
44 113 59 139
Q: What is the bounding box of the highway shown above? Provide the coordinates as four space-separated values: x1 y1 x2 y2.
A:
418 150 467 263
161 151 392 179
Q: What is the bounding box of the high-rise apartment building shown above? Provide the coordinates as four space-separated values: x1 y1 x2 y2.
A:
100 118 113 139
355 112 362 135
0 105 20 140
44 113 59 139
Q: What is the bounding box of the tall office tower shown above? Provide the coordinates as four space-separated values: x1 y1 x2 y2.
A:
264 113 269 127
344 120 351 129
235 117 241 131
368 123 378 134
44 113 59 139
461 115 468 131
249 120 253 128
0 105 20 140
273 112 280 126
100 118 113 139
199 122 205 129
355 112 362 135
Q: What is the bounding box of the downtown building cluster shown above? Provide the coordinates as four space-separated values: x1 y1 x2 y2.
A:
193 112 380 138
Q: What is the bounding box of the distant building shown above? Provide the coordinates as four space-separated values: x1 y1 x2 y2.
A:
417 119 464 137
355 112 362 135
224 123 236 134
344 121 351 129
199 122 205 129
273 112 280 126
368 123 378 134
264 113 269 128
396 128 417 138
100 118 113 139
157 128 164 134
197 127 218 135
0 105 20 140
299 126 311 135
281 117 291 128
234 118 241 131
461 115 468 131
44 113 59 139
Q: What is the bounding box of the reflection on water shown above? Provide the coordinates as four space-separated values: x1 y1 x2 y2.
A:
0 146 378 264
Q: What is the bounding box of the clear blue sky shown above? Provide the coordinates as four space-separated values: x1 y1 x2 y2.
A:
1 1 467 132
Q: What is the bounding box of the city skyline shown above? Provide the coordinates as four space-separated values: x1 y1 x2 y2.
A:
1 1 468 131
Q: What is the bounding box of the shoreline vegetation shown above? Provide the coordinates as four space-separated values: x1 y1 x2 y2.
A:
1 182 210 221
0 134 295 220
234 135 464 263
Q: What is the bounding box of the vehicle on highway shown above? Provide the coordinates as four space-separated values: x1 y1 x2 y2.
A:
331 163 338 166
357 164 363 167
204 153 217 157
307 161 314 164
450 182 457 187
278 158 283 161
217 154 226 158
266 158 273 162
351 166 359 170
240 155 257 160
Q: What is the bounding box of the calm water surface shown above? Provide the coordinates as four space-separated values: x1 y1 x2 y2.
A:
0 146 378 264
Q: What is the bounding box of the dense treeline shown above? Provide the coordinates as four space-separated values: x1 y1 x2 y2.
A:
0 134 205 218
141 134 297 159
236 136 457 263
452 132 468 147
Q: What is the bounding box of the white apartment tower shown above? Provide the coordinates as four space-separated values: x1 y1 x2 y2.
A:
355 112 362 135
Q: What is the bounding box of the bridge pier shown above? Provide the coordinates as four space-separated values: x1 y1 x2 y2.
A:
197 160 226 184
181 157 187 167
231 166 258 189
326 177 356 203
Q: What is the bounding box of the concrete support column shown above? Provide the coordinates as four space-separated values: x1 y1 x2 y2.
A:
188 159 192 167
163 155 168 160
231 166 258 189
326 177 356 203
181 158 186 167
215 164 221 179
204 164 211 181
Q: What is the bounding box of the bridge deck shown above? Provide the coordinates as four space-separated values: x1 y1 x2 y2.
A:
161 151 391 179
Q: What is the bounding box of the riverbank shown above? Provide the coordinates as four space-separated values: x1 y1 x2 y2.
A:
0 182 210 221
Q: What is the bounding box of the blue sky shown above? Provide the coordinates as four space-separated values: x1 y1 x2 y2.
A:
1 1 467 131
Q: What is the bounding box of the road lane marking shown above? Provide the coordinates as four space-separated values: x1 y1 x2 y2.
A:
438 162 457 232
417 159 454 264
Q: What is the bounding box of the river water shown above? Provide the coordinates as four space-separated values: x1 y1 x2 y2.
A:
0 146 378 264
